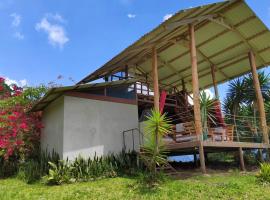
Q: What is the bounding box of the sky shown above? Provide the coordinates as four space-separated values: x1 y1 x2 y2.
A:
0 0 270 101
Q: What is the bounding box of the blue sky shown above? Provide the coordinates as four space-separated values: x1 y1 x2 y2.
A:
0 0 270 101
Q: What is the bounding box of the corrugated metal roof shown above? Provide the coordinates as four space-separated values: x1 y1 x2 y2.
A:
31 79 137 112
78 0 270 92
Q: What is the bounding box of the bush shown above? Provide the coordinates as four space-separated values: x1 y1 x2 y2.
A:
257 163 270 183
43 161 74 185
43 151 140 185
18 160 41 183
0 157 18 178
16 150 60 183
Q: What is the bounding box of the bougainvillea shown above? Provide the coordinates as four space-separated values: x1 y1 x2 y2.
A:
0 77 46 160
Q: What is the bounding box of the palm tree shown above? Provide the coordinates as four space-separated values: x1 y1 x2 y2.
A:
223 71 270 141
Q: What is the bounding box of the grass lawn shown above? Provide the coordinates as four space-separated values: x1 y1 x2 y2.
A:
0 171 269 200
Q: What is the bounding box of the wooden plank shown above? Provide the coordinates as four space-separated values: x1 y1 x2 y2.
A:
249 51 269 144
202 141 270 149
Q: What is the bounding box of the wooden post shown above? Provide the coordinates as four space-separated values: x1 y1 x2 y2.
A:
152 47 160 111
248 51 269 144
239 147 245 171
199 142 207 174
124 65 128 79
189 24 203 136
211 65 219 99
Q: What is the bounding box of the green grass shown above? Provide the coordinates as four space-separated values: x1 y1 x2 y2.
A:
0 172 270 200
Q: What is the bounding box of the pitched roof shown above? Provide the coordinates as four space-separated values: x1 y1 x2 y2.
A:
78 0 270 92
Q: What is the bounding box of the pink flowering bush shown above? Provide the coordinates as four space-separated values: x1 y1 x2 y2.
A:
0 77 46 160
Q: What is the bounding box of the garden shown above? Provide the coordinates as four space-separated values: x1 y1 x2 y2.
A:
1 73 270 200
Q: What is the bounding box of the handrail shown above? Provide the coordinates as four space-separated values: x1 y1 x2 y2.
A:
122 128 144 151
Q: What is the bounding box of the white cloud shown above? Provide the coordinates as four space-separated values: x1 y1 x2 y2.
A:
5 77 28 87
188 89 214 105
10 13 21 27
35 14 69 48
13 31 24 40
45 13 66 23
163 14 173 22
127 14 136 19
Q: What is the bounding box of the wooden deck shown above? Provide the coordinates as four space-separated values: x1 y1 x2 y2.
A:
165 140 270 155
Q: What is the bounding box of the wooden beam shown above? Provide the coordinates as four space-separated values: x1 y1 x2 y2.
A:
239 147 246 171
249 51 269 144
199 141 207 174
152 47 160 111
211 65 219 99
189 23 203 136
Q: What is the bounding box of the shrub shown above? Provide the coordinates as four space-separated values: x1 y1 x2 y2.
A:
18 160 41 183
43 151 140 185
43 161 74 185
16 150 60 183
0 157 18 178
257 163 270 183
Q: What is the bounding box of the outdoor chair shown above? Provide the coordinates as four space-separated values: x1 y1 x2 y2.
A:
208 125 234 142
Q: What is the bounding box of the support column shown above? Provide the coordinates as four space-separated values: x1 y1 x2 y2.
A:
199 142 206 174
239 147 246 171
211 65 219 99
189 24 203 136
152 47 160 111
248 51 269 144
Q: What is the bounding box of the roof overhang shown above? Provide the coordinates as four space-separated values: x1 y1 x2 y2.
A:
31 79 137 112
78 0 270 92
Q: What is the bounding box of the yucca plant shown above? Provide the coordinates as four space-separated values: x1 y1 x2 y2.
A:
140 109 172 177
200 90 216 139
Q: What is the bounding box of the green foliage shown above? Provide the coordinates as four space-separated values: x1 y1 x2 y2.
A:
200 90 216 132
43 151 140 185
0 85 47 108
0 157 18 178
43 161 74 185
17 160 41 184
140 109 172 186
16 150 60 184
257 162 270 183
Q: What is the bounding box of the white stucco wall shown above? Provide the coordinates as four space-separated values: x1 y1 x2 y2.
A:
62 95 139 160
41 97 64 158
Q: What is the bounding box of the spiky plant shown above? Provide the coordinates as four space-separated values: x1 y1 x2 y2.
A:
140 109 172 176
200 90 216 136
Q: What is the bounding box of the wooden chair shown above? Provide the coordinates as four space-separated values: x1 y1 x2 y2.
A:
168 122 197 143
208 125 234 141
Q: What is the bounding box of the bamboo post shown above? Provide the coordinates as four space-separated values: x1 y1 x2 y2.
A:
239 147 246 171
189 23 203 137
152 47 160 111
211 65 219 99
199 142 206 174
248 51 269 144
189 23 206 174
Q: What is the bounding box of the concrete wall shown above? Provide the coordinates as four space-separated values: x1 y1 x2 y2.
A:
41 97 64 158
62 95 139 160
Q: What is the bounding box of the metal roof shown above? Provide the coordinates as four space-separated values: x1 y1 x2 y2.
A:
78 0 270 92
31 79 137 112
